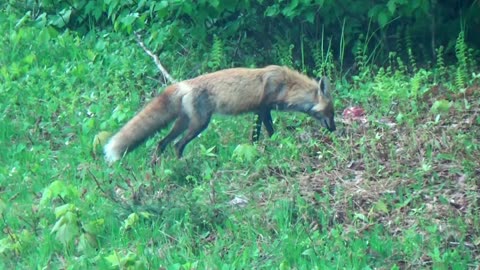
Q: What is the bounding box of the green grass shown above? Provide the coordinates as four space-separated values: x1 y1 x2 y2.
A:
1 14 479 269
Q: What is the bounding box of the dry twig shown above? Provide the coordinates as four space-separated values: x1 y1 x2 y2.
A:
134 31 176 84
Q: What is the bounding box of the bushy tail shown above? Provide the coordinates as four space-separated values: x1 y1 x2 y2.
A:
104 86 180 163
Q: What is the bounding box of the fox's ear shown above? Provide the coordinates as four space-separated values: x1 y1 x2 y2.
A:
318 77 331 97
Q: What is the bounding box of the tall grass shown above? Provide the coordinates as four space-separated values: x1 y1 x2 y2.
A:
1 14 479 269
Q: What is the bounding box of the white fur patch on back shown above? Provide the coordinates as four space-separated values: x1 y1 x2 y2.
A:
177 82 196 117
177 82 193 96
182 93 196 117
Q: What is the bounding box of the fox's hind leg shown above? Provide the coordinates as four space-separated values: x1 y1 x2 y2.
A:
174 114 211 158
174 90 214 158
151 112 189 163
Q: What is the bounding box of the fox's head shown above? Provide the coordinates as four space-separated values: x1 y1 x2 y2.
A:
270 67 336 132
308 77 336 132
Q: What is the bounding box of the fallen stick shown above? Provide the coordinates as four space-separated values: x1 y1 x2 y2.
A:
134 31 177 84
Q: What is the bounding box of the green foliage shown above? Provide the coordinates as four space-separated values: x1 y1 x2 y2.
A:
0 229 34 257
1 6 480 270
4 0 479 72
40 182 103 252
407 48 417 74
455 31 468 89
50 204 81 246
207 35 226 70
312 35 333 78
232 143 259 163
274 43 295 68
354 34 368 77
435 45 446 80
105 250 147 269
410 69 429 100
430 99 452 114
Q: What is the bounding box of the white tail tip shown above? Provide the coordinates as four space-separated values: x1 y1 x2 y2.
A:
104 137 121 163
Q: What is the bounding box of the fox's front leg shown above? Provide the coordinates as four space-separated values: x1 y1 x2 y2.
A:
261 109 274 137
250 109 274 142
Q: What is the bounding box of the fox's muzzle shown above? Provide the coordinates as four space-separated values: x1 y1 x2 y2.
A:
309 109 336 132
322 117 336 132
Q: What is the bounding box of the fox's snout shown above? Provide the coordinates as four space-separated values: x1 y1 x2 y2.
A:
314 77 336 132
322 117 336 132
308 109 336 132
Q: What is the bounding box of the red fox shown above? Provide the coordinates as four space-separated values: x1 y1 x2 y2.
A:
104 65 335 163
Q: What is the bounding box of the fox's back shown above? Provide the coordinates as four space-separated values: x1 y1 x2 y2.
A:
185 66 281 114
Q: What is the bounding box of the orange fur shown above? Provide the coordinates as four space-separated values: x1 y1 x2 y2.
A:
104 65 335 162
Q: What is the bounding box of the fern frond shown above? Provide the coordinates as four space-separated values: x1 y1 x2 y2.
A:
208 35 224 70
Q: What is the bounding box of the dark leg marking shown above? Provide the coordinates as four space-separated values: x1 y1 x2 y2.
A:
251 108 275 142
261 109 274 137
174 116 211 158
155 112 189 155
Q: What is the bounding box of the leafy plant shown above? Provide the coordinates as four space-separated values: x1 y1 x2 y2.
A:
455 31 468 89
435 45 446 81
5 0 480 72
207 35 226 70
1 5 480 270
274 42 295 68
